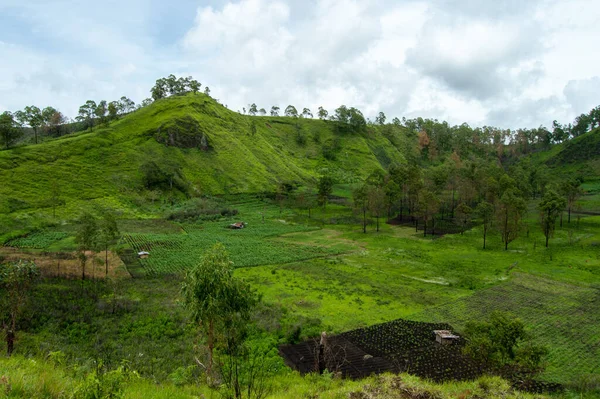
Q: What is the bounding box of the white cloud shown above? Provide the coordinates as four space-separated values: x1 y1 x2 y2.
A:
1 0 599 129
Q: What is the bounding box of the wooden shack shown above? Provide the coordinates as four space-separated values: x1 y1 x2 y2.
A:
433 330 460 345
229 222 246 229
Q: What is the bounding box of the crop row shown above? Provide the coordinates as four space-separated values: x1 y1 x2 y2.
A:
410 273 600 384
122 230 343 275
7 231 68 249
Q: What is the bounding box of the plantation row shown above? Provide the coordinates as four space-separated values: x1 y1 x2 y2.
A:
411 273 600 384
6 231 68 249
124 229 344 275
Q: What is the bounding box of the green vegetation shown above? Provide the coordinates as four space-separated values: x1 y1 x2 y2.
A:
1 85 600 398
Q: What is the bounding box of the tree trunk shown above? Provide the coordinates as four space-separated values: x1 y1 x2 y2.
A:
423 218 427 237
105 246 109 277
545 233 549 248
208 320 214 375
376 215 379 232
483 225 487 249
568 206 571 224
399 200 403 221
363 208 367 233
6 329 15 356
560 212 563 227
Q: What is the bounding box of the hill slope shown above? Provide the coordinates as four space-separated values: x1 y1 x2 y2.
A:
0 94 409 219
532 127 600 179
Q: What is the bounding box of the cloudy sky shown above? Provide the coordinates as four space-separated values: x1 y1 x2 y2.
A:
1 0 599 129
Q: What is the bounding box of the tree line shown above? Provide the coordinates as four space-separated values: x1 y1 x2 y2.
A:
285 155 582 251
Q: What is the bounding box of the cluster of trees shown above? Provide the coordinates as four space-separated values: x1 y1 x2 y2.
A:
0 106 68 149
326 157 583 249
243 103 366 134
74 211 120 279
150 74 209 101
0 94 151 149
76 95 145 132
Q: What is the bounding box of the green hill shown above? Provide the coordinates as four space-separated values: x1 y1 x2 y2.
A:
531 127 600 179
0 94 408 221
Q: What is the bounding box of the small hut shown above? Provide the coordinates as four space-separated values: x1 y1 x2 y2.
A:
433 330 460 345
229 222 246 229
138 251 150 259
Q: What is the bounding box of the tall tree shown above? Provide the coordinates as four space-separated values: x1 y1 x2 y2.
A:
99 211 120 277
539 189 566 248
258 108 266 116
75 212 98 280
317 106 328 120
77 100 97 131
270 106 280 116
455 202 473 235
204 86 211 96
95 100 108 126
248 103 258 116
108 101 119 121
317 175 334 209
561 179 583 224
181 243 256 376
24 105 43 144
475 201 494 249
285 105 298 118
497 189 526 250
189 78 201 94
375 111 386 125
0 111 22 150
46 110 67 137
353 184 369 233
151 78 167 100
302 108 312 118
368 184 386 232
0 260 39 356
417 189 439 237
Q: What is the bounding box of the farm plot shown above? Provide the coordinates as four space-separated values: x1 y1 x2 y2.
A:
281 318 486 382
123 218 347 275
6 231 69 249
410 272 600 384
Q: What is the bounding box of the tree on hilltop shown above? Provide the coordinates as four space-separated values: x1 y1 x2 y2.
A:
0 111 22 150
248 103 258 116
270 106 280 116
317 106 328 120
285 105 298 118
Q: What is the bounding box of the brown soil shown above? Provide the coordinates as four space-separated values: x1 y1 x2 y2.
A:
0 247 130 280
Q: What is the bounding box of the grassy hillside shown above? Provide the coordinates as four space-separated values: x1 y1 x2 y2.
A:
0 94 406 212
0 93 409 241
530 128 600 180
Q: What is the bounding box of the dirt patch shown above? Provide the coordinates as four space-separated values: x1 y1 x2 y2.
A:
0 247 129 280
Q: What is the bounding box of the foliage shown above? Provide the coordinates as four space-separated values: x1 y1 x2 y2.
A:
0 260 39 355
538 189 566 247
0 111 22 149
317 175 334 208
464 311 548 377
181 243 257 374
